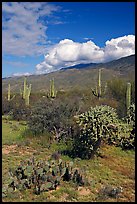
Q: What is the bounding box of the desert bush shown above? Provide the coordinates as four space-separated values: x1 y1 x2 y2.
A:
27 97 80 138
2 94 31 120
106 78 135 118
2 94 15 115
10 97 31 121
118 103 135 150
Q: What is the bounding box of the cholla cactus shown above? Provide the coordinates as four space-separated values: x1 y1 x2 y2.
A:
73 105 119 159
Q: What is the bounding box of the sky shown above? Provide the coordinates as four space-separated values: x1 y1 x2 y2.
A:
2 2 135 78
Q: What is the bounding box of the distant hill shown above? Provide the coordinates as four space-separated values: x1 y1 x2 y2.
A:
61 54 135 72
2 55 135 94
61 62 97 70
96 54 135 73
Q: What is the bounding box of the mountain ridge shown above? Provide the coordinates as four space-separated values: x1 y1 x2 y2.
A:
2 54 135 93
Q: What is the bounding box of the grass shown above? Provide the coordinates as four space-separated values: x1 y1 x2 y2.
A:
2 116 26 145
2 118 135 202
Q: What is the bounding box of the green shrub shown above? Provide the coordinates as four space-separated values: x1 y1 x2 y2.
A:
10 99 31 121
118 103 135 150
2 94 14 115
2 94 31 121
28 98 80 138
107 78 135 118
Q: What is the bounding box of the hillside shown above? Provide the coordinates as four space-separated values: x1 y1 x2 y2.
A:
2 55 135 94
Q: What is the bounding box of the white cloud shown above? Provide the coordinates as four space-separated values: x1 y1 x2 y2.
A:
104 35 135 61
2 2 60 56
11 72 32 77
36 35 135 74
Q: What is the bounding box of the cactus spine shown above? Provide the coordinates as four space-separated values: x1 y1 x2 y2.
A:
126 82 131 112
91 69 102 99
48 78 57 98
7 84 15 101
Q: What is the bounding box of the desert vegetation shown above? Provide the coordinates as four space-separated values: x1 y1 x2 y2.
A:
2 69 135 202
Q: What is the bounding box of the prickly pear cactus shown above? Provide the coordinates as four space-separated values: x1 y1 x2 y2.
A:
3 157 86 197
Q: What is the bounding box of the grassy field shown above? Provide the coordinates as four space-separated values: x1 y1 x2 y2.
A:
2 118 135 202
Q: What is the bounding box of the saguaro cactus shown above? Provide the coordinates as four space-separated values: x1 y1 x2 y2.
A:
25 84 31 106
20 77 31 105
48 78 57 98
7 84 15 101
8 84 11 101
98 69 101 98
126 82 131 112
91 69 102 99
23 77 27 99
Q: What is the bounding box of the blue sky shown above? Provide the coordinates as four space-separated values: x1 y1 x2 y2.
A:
2 2 135 78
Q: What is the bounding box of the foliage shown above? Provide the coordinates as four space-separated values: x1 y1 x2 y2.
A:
3 157 86 197
107 78 135 118
71 105 119 159
9 95 31 121
28 97 80 138
2 95 14 115
118 103 135 150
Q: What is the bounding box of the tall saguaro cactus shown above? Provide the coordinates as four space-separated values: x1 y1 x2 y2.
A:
23 77 27 99
91 69 102 100
98 69 101 98
7 84 15 101
20 77 32 106
25 84 32 106
8 84 11 101
48 78 57 98
126 82 131 112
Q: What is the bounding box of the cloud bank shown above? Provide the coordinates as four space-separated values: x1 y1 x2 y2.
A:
2 2 60 56
36 35 135 74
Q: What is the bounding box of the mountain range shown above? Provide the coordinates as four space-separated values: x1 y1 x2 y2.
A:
2 54 135 94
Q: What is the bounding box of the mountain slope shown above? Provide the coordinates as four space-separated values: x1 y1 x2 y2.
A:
2 55 135 94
